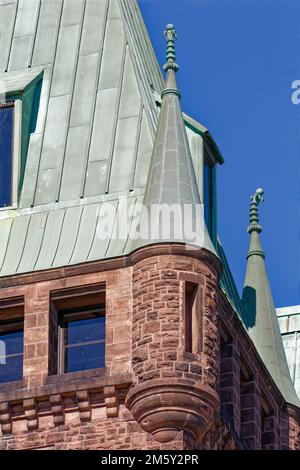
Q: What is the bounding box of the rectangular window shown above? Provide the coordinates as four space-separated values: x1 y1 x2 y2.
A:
58 306 105 374
0 316 24 384
0 102 14 208
50 285 106 375
185 282 201 354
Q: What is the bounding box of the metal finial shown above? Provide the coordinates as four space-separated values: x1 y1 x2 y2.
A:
163 24 179 72
248 188 264 234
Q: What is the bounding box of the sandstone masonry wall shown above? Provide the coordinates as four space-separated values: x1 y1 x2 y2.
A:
0 247 299 450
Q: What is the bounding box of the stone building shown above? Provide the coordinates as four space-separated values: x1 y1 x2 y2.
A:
0 0 299 450
277 306 300 401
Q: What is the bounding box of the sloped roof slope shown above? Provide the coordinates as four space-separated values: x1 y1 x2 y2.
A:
0 0 212 277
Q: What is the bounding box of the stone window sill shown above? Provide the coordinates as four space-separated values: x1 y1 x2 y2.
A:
0 378 25 394
46 367 107 384
0 371 132 404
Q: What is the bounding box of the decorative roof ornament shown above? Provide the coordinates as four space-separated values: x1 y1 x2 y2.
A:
248 188 264 234
162 25 181 100
163 24 179 73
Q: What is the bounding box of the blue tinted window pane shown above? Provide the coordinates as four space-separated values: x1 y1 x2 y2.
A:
66 315 105 345
1 330 23 355
0 355 23 383
0 330 23 384
0 106 14 208
65 342 105 373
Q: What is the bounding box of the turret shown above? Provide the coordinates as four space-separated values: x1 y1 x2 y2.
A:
126 25 222 446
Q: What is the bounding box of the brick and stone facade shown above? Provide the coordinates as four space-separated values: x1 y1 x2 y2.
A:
0 0 298 453
0 244 299 450
127 248 221 446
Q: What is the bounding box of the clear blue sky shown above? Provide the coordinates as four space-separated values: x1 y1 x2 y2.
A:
139 0 300 308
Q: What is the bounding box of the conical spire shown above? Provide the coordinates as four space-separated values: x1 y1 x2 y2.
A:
130 25 216 255
243 189 299 406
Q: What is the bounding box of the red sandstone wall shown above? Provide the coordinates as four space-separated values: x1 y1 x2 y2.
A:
1 268 132 386
219 294 300 450
0 405 186 451
127 253 220 445
0 247 299 450
131 254 219 389
0 266 136 448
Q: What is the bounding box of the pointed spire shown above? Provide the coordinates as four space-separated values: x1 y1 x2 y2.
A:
243 190 300 406
130 25 216 256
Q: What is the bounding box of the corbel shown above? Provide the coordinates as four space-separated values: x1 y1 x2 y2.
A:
0 402 12 434
76 390 91 422
50 394 64 427
104 385 118 418
23 398 38 431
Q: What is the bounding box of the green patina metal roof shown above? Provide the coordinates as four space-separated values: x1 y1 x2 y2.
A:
130 25 216 254
217 191 300 406
242 190 300 407
0 0 214 277
217 238 246 322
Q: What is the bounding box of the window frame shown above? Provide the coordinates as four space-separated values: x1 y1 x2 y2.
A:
184 281 200 354
0 99 22 211
182 278 203 356
57 304 106 375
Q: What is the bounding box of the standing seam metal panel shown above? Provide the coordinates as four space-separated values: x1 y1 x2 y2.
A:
0 2 17 73
0 0 170 278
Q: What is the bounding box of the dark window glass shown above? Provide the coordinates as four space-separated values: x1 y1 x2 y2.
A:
185 282 200 354
65 341 105 373
0 325 24 384
67 316 106 345
0 104 14 208
60 308 105 373
204 163 217 245
204 164 213 235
